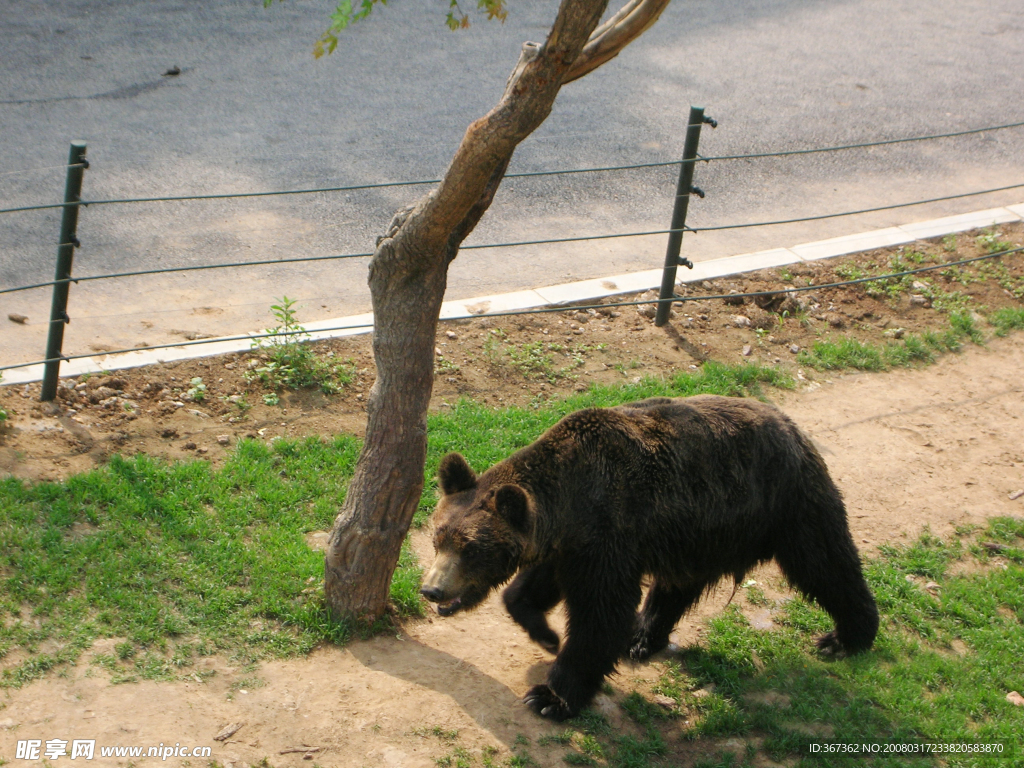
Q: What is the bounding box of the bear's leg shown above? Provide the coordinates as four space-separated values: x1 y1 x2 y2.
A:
525 568 641 721
776 526 879 654
503 562 562 653
629 579 704 661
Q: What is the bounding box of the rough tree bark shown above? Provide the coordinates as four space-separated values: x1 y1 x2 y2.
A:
325 0 672 621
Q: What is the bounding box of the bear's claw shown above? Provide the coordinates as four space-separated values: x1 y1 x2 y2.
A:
628 641 653 662
524 684 573 721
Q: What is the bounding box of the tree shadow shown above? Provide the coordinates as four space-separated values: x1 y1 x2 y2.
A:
346 634 540 734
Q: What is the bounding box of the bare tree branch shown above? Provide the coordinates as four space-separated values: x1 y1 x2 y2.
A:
562 0 672 84
411 0 611 249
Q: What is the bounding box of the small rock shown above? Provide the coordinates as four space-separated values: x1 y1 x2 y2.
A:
911 280 929 291
827 314 845 328
732 315 751 328
88 387 119 404
445 330 457 340
789 344 800 354
741 344 752 357
885 327 906 339
573 312 590 323
652 694 676 709
1007 691 1024 707
196 446 208 455
7 313 28 324
1009 489 1024 501
213 722 244 741
182 441 197 450
637 304 657 320
217 435 230 446
0 717 15 729
161 428 178 439
910 294 932 308
590 694 622 727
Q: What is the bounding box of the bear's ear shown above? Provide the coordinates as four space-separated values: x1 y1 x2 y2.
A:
494 484 531 533
438 452 477 495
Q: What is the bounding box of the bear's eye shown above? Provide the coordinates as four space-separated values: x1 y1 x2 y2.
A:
460 543 483 563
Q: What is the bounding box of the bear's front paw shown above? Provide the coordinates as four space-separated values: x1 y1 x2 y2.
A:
628 627 666 662
524 684 573 721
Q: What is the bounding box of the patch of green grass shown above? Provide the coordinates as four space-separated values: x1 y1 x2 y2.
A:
989 306 1024 336
0 434 427 687
648 518 1024 767
798 312 981 372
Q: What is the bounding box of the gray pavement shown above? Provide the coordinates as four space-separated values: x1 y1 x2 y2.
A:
1 0 1023 366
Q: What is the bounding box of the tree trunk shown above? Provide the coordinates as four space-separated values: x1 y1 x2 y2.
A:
325 0 670 622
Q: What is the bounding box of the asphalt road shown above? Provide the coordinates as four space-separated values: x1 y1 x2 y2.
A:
1 0 1023 365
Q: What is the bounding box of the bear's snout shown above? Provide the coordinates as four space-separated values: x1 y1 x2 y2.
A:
420 550 471 616
419 584 445 602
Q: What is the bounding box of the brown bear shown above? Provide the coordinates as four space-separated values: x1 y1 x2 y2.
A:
420 395 878 721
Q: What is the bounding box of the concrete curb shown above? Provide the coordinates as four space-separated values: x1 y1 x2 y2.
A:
3 204 1022 387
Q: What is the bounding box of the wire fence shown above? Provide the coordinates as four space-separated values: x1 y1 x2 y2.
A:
1 113 1022 390
2 241 1022 377
4 118 1023 215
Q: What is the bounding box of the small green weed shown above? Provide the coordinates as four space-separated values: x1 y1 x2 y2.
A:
248 297 356 394
483 329 602 382
185 377 207 403
435 356 461 375
978 258 1024 300
976 227 1012 255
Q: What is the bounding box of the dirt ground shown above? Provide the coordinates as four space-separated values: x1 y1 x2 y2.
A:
1 226 1024 767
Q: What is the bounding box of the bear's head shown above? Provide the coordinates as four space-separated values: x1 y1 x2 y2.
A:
420 452 532 616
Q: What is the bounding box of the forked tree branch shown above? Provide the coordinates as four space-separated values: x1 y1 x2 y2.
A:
562 0 672 83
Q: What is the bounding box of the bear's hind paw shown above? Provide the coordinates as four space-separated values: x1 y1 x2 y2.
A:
815 631 846 657
524 684 573 721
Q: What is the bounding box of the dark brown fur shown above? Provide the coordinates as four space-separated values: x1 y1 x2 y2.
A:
421 395 878 720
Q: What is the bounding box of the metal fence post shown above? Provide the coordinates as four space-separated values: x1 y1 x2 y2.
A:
655 106 715 327
40 141 88 402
